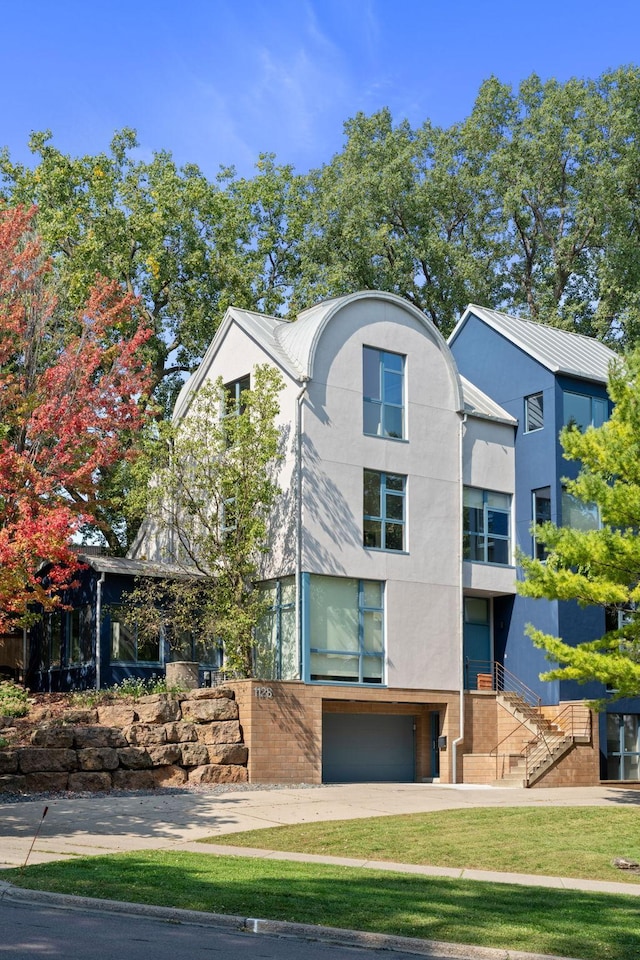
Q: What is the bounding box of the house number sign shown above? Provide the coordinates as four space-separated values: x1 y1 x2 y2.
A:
254 686 274 699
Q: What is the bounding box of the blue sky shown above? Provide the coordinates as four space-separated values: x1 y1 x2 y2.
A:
3 0 640 178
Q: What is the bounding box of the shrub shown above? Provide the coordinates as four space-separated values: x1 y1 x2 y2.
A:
0 681 29 718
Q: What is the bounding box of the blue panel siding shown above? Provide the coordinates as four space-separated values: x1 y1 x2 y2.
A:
451 313 609 705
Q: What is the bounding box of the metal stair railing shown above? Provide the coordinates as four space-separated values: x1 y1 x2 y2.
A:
468 661 591 786
522 703 590 784
470 660 560 783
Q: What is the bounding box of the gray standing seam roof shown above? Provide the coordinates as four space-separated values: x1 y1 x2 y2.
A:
453 305 619 385
460 376 516 425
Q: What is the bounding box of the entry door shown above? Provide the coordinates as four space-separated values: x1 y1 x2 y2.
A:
606 713 640 779
430 711 441 778
464 597 491 689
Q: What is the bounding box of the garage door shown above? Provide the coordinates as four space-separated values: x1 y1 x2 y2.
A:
322 713 415 782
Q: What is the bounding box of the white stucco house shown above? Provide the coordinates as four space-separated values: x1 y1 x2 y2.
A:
131 290 523 784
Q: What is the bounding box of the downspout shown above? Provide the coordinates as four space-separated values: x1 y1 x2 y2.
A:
22 626 27 687
95 571 106 690
452 411 467 783
295 377 310 678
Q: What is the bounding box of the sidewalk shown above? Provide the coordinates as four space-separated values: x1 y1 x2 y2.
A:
1 782 639 960
1 781 639 895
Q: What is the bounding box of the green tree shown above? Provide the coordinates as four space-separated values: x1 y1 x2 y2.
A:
0 131 253 412
127 365 283 677
519 351 640 700
293 109 499 334
460 68 640 344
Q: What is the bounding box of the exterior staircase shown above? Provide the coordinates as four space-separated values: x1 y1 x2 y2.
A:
495 692 576 787
468 660 592 788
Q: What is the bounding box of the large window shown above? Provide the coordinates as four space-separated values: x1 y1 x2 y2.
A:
255 577 297 679
68 606 93 665
110 607 161 663
463 488 511 565
169 630 221 669
363 347 405 439
309 576 384 684
561 488 600 531
563 391 608 431
525 392 544 432
532 487 551 560
363 469 406 551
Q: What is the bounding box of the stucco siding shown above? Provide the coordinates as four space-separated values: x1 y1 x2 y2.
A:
299 297 463 691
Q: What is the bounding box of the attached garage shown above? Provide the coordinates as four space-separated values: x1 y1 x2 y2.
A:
322 712 416 782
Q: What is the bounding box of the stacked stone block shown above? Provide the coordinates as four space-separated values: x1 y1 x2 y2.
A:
0 688 247 795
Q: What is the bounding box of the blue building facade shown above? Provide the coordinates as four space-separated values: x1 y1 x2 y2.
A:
450 306 640 780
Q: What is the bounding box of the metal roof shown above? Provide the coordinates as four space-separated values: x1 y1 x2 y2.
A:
451 305 619 385
460 376 517 425
78 555 204 579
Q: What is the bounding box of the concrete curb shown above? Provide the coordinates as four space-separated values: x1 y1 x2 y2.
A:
0 879 583 960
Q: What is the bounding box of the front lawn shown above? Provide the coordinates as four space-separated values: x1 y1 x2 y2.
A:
205 806 640 883
7 851 640 960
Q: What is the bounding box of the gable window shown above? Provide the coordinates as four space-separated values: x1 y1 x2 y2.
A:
563 391 608 432
363 469 406 551
561 488 600 531
224 374 250 416
532 487 551 560
463 487 511 565
363 347 405 439
525 392 544 432
309 575 384 684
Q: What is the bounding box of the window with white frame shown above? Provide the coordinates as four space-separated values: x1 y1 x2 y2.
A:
463 487 511 565
525 392 544 432
363 469 406 551
309 576 384 684
224 374 250 416
363 347 405 439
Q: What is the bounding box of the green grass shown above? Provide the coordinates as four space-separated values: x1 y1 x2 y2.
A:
206 806 640 883
7 851 640 960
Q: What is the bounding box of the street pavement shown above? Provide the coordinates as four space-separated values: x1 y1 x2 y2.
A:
1 782 639 960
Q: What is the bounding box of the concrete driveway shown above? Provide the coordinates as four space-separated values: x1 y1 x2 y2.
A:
1 781 638 869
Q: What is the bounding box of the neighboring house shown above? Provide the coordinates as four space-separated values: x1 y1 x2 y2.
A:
21 291 631 785
27 555 221 693
449 305 638 781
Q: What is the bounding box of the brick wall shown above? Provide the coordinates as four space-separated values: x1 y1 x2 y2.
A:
227 681 460 785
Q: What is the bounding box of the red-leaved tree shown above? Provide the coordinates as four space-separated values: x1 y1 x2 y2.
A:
0 205 152 627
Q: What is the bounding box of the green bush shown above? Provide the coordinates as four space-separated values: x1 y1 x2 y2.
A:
0 681 28 718
70 674 183 708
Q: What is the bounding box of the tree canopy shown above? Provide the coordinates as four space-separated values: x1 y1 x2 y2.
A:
519 351 640 701
125 365 283 677
3 67 640 554
0 205 152 627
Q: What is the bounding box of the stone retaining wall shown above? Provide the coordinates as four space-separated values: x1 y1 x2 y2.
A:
0 688 247 794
